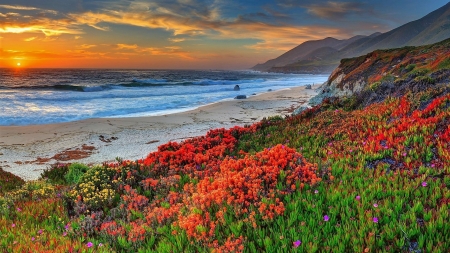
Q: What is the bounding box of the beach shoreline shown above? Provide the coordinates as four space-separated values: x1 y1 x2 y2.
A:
0 84 319 180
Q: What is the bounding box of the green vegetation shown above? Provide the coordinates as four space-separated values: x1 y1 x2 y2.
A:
65 163 90 185
1 87 449 252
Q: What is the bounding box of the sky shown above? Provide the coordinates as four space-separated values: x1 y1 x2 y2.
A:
0 0 448 69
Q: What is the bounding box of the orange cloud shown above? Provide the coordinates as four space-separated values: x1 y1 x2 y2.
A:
115 44 138 50
114 44 194 59
24 36 37 41
79 44 97 49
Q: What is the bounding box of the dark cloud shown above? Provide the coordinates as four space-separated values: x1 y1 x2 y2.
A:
306 1 371 20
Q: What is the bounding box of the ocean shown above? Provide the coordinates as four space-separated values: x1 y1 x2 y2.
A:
0 69 328 126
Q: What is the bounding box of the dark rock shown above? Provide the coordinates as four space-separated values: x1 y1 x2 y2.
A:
234 95 247 99
305 84 312 89
234 85 240 91
268 89 273 91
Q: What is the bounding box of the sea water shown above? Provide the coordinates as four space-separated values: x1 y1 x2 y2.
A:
0 69 328 126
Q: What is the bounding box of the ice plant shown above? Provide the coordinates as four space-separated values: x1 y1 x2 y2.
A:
86 242 93 248
373 203 378 208
293 240 301 248
422 181 427 187
324 215 330 222
314 190 319 194
355 195 361 201
373 217 379 223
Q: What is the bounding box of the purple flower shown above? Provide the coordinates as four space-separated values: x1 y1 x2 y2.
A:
62 232 67 237
431 164 435 168
38 229 43 234
355 195 361 201
293 240 301 248
98 243 103 247
373 217 379 223
323 215 330 222
373 203 378 208
11 223 15 228
314 190 319 194
402 152 407 157
422 181 427 187
17 208 21 212
86 242 94 248
31 237 35 241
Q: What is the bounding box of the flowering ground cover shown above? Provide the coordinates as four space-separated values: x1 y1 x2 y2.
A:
1 87 449 252
1 41 450 252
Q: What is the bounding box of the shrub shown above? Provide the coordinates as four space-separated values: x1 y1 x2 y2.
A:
40 163 69 185
0 167 25 194
65 163 90 185
369 81 381 91
0 195 14 217
68 165 119 211
408 68 429 78
414 75 435 84
405 64 416 72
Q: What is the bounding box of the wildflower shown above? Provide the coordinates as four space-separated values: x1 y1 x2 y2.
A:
314 190 319 194
98 243 103 247
373 217 379 223
422 181 427 187
293 240 301 248
373 203 378 208
86 242 94 248
349 149 353 152
402 152 407 157
431 164 435 168
31 237 35 241
323 215 329 222
16 208 21 212
38 229 43 234
355 195 361 201
11 223 15 228
62 232 67 237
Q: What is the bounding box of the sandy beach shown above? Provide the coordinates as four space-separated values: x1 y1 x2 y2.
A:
0 84 319 180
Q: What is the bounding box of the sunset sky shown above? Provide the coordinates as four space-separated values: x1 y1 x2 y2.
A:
0 0 448 69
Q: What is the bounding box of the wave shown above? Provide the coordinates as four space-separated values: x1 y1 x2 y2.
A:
3 78 268 92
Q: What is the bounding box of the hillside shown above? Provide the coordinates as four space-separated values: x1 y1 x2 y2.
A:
252 35 372 72
311 37 450 108
254 2 450 73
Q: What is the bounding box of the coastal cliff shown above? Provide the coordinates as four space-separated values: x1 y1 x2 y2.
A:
308 38 450 108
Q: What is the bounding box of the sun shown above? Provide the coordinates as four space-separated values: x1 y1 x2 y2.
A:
17 62 21 66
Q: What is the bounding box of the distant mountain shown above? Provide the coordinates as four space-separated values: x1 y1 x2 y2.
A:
253 2 450 73
251 35 371 72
